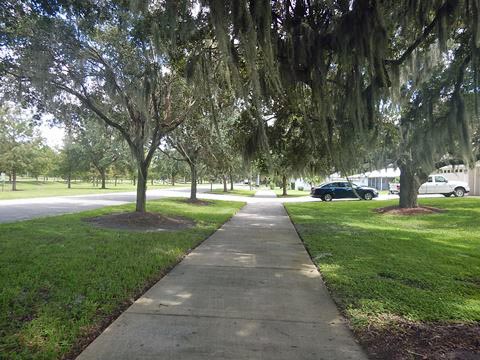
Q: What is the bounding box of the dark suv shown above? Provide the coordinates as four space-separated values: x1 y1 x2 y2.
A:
311 181 379 201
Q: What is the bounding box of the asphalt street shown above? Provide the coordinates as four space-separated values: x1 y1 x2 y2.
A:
0 185 442 224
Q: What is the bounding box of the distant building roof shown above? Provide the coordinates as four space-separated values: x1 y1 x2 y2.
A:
364 167 400 178
329 167 400 179
439 161 480 169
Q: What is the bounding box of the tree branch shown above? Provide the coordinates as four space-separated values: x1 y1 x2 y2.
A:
84 46 138 122
384 0 455 66
158 148 186 162
161 98 197 133
49 80 133 146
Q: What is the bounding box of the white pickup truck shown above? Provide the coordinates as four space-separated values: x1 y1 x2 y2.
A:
419 175 470 197
389 174 470 197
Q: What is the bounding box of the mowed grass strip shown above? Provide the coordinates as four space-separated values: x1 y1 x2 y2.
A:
208 188 257 197
273 188 310 197
285 198 480 326
0 198 244 359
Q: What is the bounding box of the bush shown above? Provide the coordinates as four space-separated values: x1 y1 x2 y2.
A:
269 182 275 190
298 186 304 191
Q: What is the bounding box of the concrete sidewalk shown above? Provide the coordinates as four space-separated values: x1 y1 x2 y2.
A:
77 190 367 360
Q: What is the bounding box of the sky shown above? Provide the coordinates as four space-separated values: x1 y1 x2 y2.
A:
39 123 65 149
2 101 66 149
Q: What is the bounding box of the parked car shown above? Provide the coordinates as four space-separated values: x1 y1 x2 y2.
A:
392 175 470 197
311 181 379 201
419 175 469 197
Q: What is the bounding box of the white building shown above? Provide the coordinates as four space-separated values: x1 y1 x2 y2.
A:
326 167 400 190
292 178 311 190
364 168 400 190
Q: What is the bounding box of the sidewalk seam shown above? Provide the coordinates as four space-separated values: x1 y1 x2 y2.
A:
125 311 336 325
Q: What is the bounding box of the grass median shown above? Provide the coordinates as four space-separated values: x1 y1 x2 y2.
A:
273 188 310 197
207 188 257 197
0 198 244 359
285 197 480 359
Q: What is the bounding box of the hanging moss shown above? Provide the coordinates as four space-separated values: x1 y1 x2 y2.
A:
202 0 479 173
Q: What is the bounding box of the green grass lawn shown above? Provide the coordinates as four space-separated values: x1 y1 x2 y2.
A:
285 198 480 328
0 198 243 359
0 181 188 200
208 188 257 197
273 188 310 197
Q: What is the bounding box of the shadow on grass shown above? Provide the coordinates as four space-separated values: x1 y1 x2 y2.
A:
0 198 244 359
287 198 480 325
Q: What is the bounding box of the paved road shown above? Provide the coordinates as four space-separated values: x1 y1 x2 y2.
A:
77 190 367 360
0 186 201 223
0 184 446 224
0 184 308 223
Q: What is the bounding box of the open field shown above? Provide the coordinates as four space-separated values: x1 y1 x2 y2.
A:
0 198 244 359
286 198 480 358
0 180 188 200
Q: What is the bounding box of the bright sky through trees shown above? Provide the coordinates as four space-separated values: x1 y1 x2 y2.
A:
39 124 64 148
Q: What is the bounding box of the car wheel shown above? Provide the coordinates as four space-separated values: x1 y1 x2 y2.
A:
363 192 373 200
454 187 465 197
323 193 333 202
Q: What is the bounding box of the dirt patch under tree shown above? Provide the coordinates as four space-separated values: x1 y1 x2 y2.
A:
83 212 195 232
181 199 212 206
356 316 480 360
374 205 446 216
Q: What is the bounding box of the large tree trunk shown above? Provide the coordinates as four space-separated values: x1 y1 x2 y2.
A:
12 169 17 191
135 165 148 213
171 175 175 186
223 175 228 192
229 172 234 191
100 170 106 189
190 163 197 201
67 173 71 189
282 175 288 196
398 163 427 208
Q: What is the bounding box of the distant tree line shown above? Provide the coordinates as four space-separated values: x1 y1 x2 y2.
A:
0 104 252 196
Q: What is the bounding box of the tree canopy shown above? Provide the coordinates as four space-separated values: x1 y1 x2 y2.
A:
1 0 479 208
1 0 201 211
206 0 480 207
0 105 46 190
